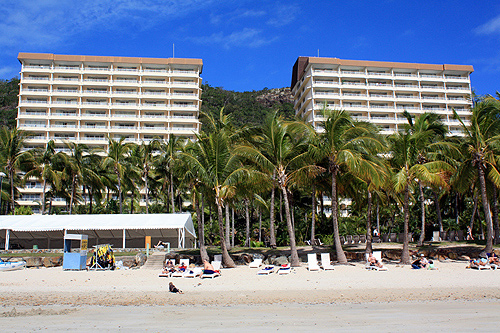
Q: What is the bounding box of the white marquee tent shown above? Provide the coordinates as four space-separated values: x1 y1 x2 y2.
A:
0 213 196 250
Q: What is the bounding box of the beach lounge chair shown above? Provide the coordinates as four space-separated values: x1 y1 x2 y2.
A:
201 261 222 279
307 253 320 271
320 253 335 270
431 231 441 242
345 235 353 244
171 259 190 277
352 235 360 244
214 254 223 262
278 264 292 275
365 251 388 271
158 259 176 277
257 265 275 275
183 267 203 278
249 258 263 268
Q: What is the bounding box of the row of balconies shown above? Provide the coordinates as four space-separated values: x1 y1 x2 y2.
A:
22 77 200 86
312 80 469 91
19 100 198 109
19 123 198 131
310 103 470 114
23 65 199 75
311 69 470 81
313 114 470 125
311 92 469 102
21 89 199 98
19 111 196 118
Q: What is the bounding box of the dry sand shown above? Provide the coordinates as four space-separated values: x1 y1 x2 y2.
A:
1 261 500 331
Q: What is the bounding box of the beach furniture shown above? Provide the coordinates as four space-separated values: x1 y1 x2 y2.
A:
183 267 203 278
201 261 222 279
249 258 263 268
339 236 346 244
431 231 441 242
352 235 360 244
365 251 388 271
345 235 353 244
257 265 275 275
359 235 367 243
214 254 223 262
320 253 335 270
389 233 397 242
307 253 320 271
278 264 292 275
171 259 190 277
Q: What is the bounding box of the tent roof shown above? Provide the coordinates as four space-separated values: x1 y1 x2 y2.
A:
0 213 196 238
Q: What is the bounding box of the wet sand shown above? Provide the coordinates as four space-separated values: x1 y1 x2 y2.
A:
0 261 499 331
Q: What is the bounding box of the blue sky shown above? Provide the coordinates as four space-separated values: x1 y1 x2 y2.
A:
1 1 499 95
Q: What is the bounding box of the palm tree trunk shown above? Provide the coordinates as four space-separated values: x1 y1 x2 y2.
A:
269 184 277 248
280 185 300 267
320 192 324 222
70 174 77 215
331 169 347 264
418 181 426 246
194 192 209 262
434 190 443 233
170 173 175 213
225 204 230 248
130 189 134 214
478 166 494 252
401 183 411 264
41 178 47 215
365 189 373 254
145 172 149 214
258 208 262 243
245 199 250 247
492 185 499 245
279 191 283 224
310 184 316 245
231 207 235 248
376 196 380 234
470 193 478 231
89 187 93 214
216 199 236 268
116 168 123 214
9 169 15 215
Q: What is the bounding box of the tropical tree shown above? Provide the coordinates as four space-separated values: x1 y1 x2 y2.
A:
309 109 385 264
452 99 500 253
24 140 63 214
235 112 313 266
156 136 183 213
181 110 244 267
0 127 32 214
389 122 451 264
102 137 134 214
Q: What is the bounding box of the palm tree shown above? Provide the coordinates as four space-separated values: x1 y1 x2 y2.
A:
181 110 244 268
131 140 159 214
452 99 500 253
24 140 63 214
0 127 32 214
156 136 183 213
389 124 451 264
401 111 451 246
235 112 313 266
309 109 385 264
102 136 134 214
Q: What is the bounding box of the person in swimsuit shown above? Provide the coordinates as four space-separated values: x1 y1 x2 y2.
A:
169 282 183 294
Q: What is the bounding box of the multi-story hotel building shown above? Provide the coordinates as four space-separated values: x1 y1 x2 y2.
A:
291 56 473 135
16 52 203 212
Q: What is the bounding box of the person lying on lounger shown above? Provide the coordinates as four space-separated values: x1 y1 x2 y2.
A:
169 282 183 294
155 241 168 248
368 253 383 268
162 259 175 274
470 257 489 269
487 253 499 265
178 262 187 272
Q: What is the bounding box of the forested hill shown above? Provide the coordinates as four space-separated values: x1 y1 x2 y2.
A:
200 83 295 128
0 78 19 129
0 78 295 130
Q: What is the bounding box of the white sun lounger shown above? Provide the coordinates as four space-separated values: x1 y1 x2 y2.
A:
201 260 222 279
278 264 292 275
307 253 320 271
158 259 176 277
183 267 203 278
249 258 263 268
214 254 223 262
365 251 388 271
320 253 335 270
171 259 190 277
257 265 275 275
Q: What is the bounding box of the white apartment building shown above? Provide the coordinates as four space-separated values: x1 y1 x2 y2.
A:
16 52 203 212
291 57 473 135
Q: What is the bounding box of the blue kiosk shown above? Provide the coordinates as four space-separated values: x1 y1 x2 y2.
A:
63 234 88 270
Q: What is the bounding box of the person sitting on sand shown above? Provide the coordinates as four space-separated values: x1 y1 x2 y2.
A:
169 282 183 294
412 254 429 269
368 253 383 268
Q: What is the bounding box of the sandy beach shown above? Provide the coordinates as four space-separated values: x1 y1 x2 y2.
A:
1 260 500 331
